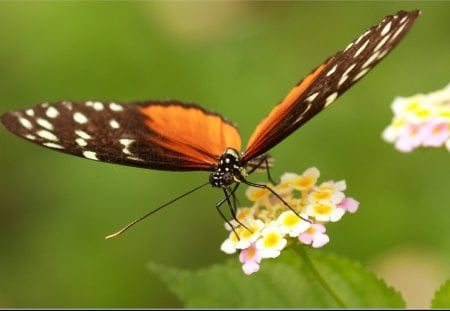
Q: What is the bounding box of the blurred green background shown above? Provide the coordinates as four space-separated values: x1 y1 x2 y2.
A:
0 1 449 308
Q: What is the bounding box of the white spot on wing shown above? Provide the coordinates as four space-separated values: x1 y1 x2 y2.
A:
325 92 338 107
18 117 33 130
37 130 58 142
306 92 319 103
109 119 120 129
62 101 73 110
352 68 370 82
119 139 134 155
37 118 54 131
25 109 34 117
381 21 392 36
338 75 348 87
76 138 88 147
127 156 144 162
75 130 91 140
326 64 337 77
354 40 369 58
400 15 408 24
109 102 123 112
86 101 104 111
46 106 59 118
43 142 64 149
94 101 104 111
83 151 98 160
120 138 134 144
73 112 88 124
355 30 370 45
390 23 407 42
338 63 356 87
374 34 391 52
344 42 353 52
294 103 312 124
362 51 380 69
343 64 357 77
377 49 388 60
25 134 36 140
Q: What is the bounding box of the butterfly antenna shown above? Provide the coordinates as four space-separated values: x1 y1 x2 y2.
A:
105 181 210 239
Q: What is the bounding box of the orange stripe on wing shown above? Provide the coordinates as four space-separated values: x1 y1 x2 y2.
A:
139 103 242 166
244 62 328 159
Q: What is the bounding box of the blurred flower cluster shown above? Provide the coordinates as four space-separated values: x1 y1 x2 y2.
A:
220 167 359 275
382 83 450 153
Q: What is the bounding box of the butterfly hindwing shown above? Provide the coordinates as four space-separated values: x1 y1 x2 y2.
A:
242 10 420 162
1 100 241 171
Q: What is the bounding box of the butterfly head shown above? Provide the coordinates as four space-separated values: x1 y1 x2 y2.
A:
209 148 246 188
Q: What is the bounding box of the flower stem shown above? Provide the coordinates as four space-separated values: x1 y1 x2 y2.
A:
294 246 347 308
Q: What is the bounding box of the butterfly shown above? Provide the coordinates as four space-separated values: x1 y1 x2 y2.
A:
1 10 420 237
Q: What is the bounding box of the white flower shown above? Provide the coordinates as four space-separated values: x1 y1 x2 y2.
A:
255 224 287 258
305 203 345 222
277 211 311 237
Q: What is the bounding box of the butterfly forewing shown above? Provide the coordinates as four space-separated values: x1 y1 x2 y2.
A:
1 100 241 171
242 10 420 163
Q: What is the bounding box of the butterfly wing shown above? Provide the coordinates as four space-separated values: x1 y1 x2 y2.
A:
1 100 242 171
242 10 420 163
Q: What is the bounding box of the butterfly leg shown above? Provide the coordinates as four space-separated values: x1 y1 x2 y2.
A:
216 186 252 240
263 156 276 185
230 185 242 210
215 188 240 239
215 184 240 213
247 154 277 185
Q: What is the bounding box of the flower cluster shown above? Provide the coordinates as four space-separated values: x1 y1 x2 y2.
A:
382 83 450 153
220 167 359 275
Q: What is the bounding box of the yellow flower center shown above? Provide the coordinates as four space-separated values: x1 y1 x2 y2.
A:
393 118 406 127
432 125 443 135
283 213 300 227
278 181 290 190
240 223 261 239
314 204 332 215
312 191 332 201
438 110 450 118
409 126 419 136
263 232 280 248
414 108 431 118
249 188 270 201
294 176 316 189
406 101 420 111
246 247 256 259
432 126 448 134
306 226 317 234
237 209 250 221
230 229 241 243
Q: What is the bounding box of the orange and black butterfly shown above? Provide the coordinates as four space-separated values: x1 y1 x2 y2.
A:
1 10 419 237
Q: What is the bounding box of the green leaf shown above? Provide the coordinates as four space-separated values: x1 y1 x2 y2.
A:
147 246 405 308
431 279 450 308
